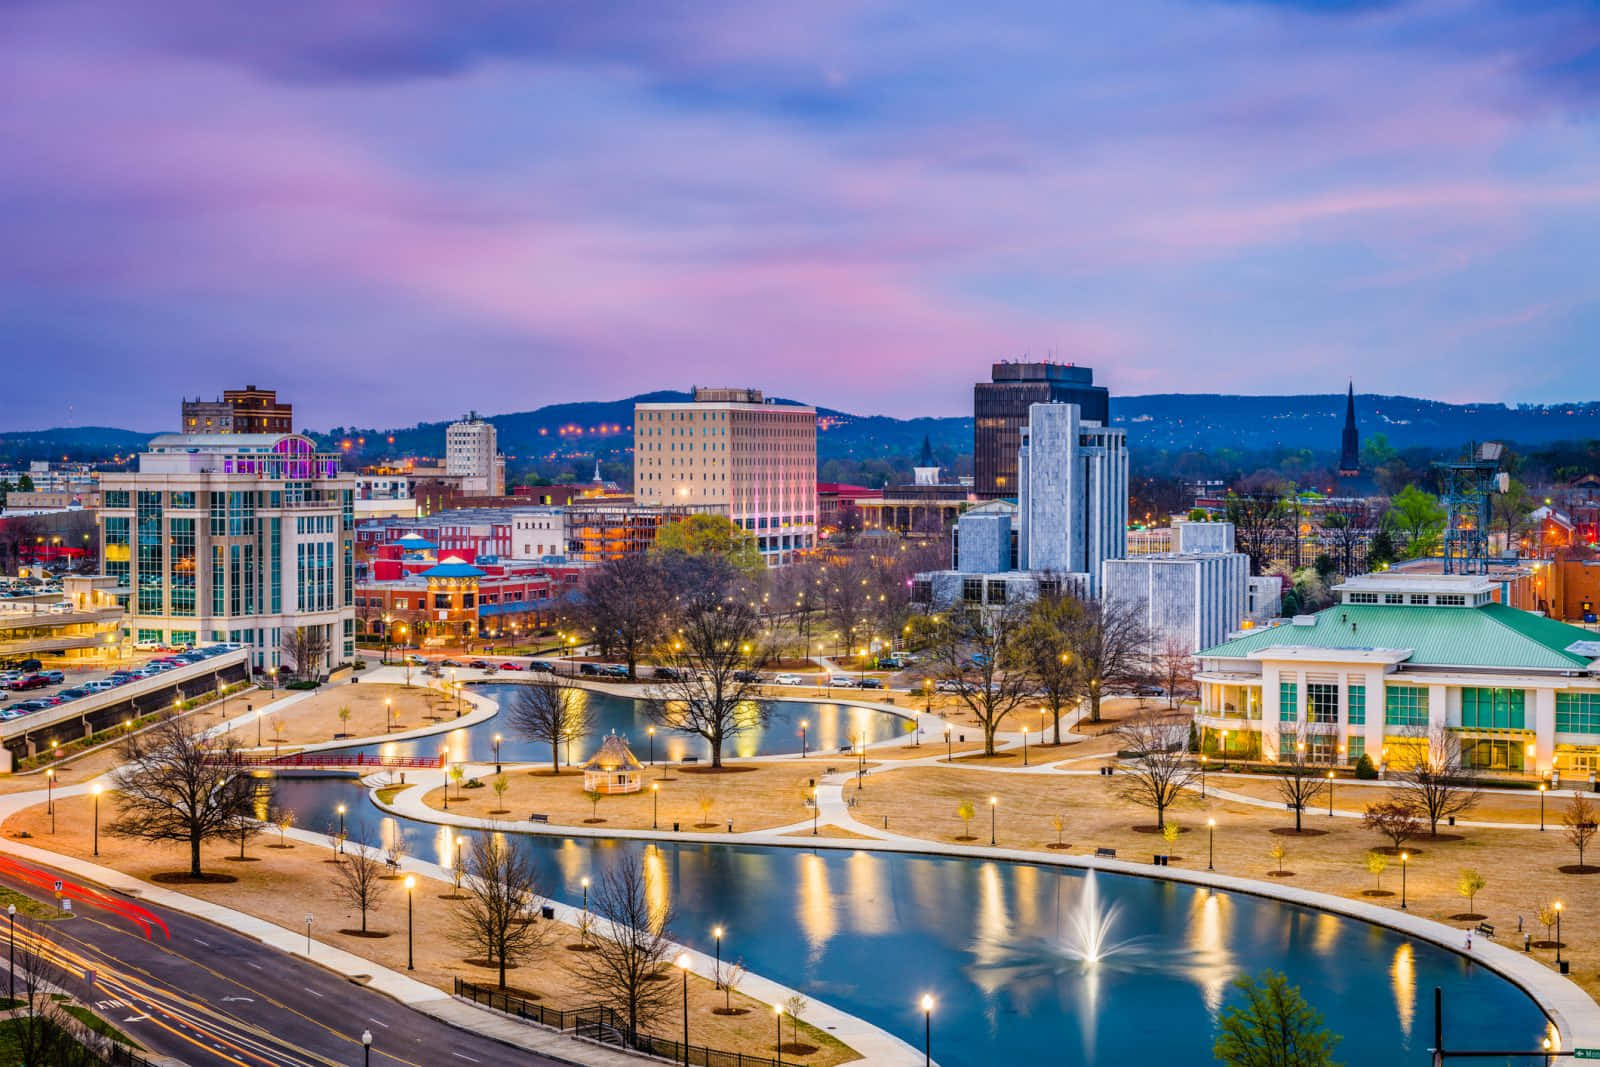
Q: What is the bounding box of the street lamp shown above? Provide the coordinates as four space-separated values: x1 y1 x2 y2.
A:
1400 852 1409 910
1207 817 1216 870
1021 725 1029 766
1540 783 1548 831
774 1004 785 1067
404 875 415 970
1327 771 1335 816
6 905 12 1001
989 796 997 846
921 994 934 1067
799 720 808 760
1555 901 1564 965
385 698 392 734
362 1029 372 1066
336 804 347 854
91 784 102 856
581 876 591 938
812 788 820 836
652 783 660 829
493 733 502 774
648 726 656 767
712 926 724 989
1200 754 1208 798
945 726 952 764
676 953 692 1066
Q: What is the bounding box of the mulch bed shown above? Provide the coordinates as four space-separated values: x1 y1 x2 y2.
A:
340 929 390 938
953 835 978 842
712 1007 750 1016
266 843 295 850
1046 843 1072 850
582 818 608 824
1449 912 1487 921
566 943 598 953
1267 871 1296 878
778 1043 819 1055
437 893 470 901
223 856 261 862
463 958 520 970
1373 846 1424 856
1557 865 1600 875
680 765 760 775
1361 889 1396 897
1270 827 1328 837
1133 825 1191 835
152 872 237 885
1531 940 1566 949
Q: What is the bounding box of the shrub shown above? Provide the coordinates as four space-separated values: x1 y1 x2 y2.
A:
1354 753 1378 780
285 679 321 691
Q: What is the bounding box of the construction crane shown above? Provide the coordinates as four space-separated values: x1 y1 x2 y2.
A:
1434 442 1508 575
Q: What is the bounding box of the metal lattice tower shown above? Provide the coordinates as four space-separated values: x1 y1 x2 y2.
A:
1434 442 1506 575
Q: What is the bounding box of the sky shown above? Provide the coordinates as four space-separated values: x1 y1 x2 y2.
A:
3 0 1598 432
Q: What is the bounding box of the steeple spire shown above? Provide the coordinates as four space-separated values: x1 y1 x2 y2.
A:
1338 381 1360 476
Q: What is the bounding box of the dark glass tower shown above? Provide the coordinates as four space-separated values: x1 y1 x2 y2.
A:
1338 382 1360 476
973 362 1109 499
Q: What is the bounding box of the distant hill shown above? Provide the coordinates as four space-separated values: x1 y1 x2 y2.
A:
7 393 1600 469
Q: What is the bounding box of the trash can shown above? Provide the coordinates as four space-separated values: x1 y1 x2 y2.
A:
541 905 555 920
1561 960 1571 975
1448 816 1456 827
673 821 680 832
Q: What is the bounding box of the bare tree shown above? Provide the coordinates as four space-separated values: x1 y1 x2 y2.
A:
332 834 391 934
108 712 259 878
507 676 594 774
8 918 104 1065
1156 637 1195 709
1113 710 1199 831
1016 592 1082 745
649 588 770 768
1392 726 1479 836
570 858 678 1040
925 603 1036 756
1067 597 1152 723
280 625 330 681
581 555 672 680
451 834 551 990
819 557 873 658
1564 794 1599 871
1361 800 1421 852
1225 488 1292 574
1273 730 1330 833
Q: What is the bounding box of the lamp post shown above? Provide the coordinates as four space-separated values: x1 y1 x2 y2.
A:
452 669 461 717
652 783 660 829
676 953 691 1066
945 726 952 764
1200 754 1208 799
581 876 591 936
921 994 934 1067
362 1029 372 1066
336 804 347 854
493 733 502 774
7 904 14 1001
1207 817 1216 871
385 698 392 734
712 926 724 989
91 784 102 856
1221 729 1229 758
1021 725 1029 767
1327 771 1335 816
812 788 820 836
46 768 54 815
404 875 415 970
305 913 314 954
989 796 997 846
774 1004 784 1067
1400 852 1409 910
1555 901 1564 965
1540 783 1547 831
648 726 656 767
800 720 808 760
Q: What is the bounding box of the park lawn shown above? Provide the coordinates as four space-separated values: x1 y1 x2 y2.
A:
1211 774 1550 825
0 885 70 922
2 794 861 1065
60 1004 141 1047
241 682 459 748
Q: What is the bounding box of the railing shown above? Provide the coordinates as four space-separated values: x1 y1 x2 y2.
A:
454 979 786 1067
228 753 444 769
104 1042 154 1066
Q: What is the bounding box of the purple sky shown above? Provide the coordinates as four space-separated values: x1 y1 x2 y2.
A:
4 0 1598 431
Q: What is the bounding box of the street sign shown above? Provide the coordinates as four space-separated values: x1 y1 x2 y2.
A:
52 880 62 894
1574 1050 1599 1060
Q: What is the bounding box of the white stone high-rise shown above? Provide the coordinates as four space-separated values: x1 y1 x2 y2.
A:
446 413 505 496
1017 402 1127 594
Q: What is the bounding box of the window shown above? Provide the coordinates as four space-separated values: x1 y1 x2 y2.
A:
1557 693 1600 735
1461 737 1525 773
961 578 982 603
1279 681 1298 722
986 581 1007 605
1347 684 1366 725
433 594 451 610
104 490 130 509
1346 736 1365 762
1347 592 1378 604
1384 593 1404 605
911 580 932 603
1460 687 1526 731
1385 685 1428 727
1436 594 1466 606
169 518 196 617
1307 682 1338 724
1408 594 1430 605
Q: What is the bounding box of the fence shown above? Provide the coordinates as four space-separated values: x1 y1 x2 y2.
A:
454 979 786 1067
104 1042 154 1067
228 753 444 770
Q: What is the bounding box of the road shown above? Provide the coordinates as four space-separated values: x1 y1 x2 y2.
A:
0 856 562 1067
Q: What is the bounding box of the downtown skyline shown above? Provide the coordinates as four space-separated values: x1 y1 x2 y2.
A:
4 0 1599 431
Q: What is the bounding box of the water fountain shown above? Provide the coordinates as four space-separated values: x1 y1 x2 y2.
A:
1061 869 1120 964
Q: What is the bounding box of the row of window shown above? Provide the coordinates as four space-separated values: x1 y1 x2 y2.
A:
1272 685 1600 735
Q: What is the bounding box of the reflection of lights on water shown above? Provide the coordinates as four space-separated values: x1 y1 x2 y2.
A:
1391 942 1415 1038
797 852 836 963
1311 910 1340 957
643 844 670 931
1013 864 1039 930
846 851 890 936
1187 890 1234 1016
978 862 1009 946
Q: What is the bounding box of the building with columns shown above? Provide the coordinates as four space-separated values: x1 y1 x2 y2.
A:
1193 572 1600 779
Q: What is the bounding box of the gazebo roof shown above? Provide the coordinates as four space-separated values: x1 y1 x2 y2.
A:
583 733 642 772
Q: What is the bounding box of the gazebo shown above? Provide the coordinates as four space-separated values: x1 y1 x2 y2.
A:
582 733 644 795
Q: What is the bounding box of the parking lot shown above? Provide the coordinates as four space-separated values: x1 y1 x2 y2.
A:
0 646 241 722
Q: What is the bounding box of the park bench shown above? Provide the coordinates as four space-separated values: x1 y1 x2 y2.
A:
837 745 853 754
681 755 700 764
1095 847 1117 858
1475 922 1495 940
529 813 550 824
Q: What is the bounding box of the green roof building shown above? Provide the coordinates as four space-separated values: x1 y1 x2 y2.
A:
1194 573 1600 779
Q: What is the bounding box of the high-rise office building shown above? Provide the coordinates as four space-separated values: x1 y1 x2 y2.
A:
181 386 294 435
974 362 1109 499
1017 402 1127 588
633 387 817 565
446 413 505 496
99 432 355 672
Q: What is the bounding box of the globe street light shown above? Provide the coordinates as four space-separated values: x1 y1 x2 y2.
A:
652 783 660 829
362 1029 372 1066
676 953 692 1065
1540 783 1548 831
799 720 808 760
989 796 998 846
921 994 934 1067
774 1003 784 1067
581 876 591 940
712 926 724 990
91 784 102 856
648 726 656 767
336 804 347 854
812 788 820 836
1021 725 1029 767
404 875 415 970
385 698 392 734
945 726 952 764
1327 771 1335 816
1207 817 1216 871
1400 852 1409 910
1555 901 1564 965
493 733 502 774
1200 754 1208 799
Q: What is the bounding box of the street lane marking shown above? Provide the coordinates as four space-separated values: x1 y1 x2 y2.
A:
303 986 324 997
368 1018 389 1028
451 1054 481 1062
192 936 210 946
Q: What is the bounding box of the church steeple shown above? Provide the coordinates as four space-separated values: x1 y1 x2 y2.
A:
1338 382 1360 476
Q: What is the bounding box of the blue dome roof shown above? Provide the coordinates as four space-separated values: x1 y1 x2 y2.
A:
422 562 485 579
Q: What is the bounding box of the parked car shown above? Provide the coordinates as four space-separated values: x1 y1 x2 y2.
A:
828 676 856 688
498 662 523 671
1133 684 1165 697
83 680 118 693
527 661 556 674
39 670 64 684
468 660 491 670
406 655 427 666
876 656 905 670
773 673 803 686
652 667 682 681
579 663 601 676
56 687 92 700
48 601 75 614
857 677 884 689
8 700 49 713
734 670 763 684
8 676 48 691
0 671 21 685
440 659 463 668
423 665 443 678
935 679 965 693
602 664 629 679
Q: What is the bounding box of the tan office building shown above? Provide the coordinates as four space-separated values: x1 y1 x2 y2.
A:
633 388 817 565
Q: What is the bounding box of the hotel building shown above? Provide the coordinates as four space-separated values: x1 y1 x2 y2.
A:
633 388 817 565
98 433 356 673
